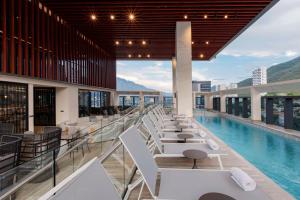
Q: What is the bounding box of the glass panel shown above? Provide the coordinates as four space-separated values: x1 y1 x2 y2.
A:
0 81 28 133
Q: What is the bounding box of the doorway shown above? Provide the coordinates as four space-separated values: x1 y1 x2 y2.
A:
34 87 56 126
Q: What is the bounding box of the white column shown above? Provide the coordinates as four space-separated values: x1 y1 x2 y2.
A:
192 92 196 109
172 57 177 111
251 88 261 121
159 93 164 105
28 84 34 131
204 94 213 110
139 91 144 109
56 87 79 124
220 92 226 113
175 21 193 117
110 91 119 106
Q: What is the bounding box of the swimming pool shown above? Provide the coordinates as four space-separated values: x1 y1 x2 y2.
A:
196 113 300 199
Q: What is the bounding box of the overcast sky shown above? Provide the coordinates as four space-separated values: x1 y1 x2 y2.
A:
117 0 300 92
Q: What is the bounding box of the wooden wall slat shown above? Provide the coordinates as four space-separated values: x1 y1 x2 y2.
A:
1 0 116 90
2 0 7 73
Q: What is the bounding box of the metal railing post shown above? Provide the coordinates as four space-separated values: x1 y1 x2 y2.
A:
52 150 56 187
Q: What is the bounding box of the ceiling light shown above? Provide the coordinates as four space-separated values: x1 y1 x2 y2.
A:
91 14 97 21
138 54 142 58
110 15 115 20
128 40 132 45
204 14 208 19
224 15 228 19
129 13 135 21
147 54 150 58
184 15 188 19
142 40 147 45
128 54 132 58
192 41 194 45
115 41 120 45
205 41 209 45
200 54 204 58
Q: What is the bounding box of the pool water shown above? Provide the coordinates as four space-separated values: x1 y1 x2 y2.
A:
196 114 300 199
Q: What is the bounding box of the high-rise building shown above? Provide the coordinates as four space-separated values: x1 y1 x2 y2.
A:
252 67 267 86
192 81 211 92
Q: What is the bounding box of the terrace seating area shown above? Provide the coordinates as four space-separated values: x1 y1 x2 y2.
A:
38 105 290 200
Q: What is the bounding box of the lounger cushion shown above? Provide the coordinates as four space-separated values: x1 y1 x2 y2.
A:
158 169 270 200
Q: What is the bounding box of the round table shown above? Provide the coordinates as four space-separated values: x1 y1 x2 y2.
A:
183 149 208 169
199 192 236 200
177 133 193 143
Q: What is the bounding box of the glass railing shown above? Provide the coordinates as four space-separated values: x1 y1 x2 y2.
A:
0 105 154 200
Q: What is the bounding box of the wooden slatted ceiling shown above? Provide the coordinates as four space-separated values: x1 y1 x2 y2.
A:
41 0 277 60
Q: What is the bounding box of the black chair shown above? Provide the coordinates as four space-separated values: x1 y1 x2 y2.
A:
0 135 22 173
19 127 62 166
0 135 22 191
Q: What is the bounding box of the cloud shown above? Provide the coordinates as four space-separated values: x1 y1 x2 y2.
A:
117 61 173 92
116 61 128 67
221 0 300 59
285 50 298 57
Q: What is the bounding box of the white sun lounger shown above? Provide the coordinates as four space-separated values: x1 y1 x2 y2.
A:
142 117 226 169
119 126 270 200
39 158 121 200
143 115 207 142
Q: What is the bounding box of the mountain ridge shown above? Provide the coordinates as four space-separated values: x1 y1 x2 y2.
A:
116 77 154 91
238 56 300 87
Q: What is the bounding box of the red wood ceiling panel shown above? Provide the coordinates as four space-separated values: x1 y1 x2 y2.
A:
41 0 276 60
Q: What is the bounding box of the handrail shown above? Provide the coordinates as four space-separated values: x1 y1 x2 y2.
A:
0 106 140 199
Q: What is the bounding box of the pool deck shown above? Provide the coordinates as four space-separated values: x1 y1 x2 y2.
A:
197 121 294 200
128 113 294 200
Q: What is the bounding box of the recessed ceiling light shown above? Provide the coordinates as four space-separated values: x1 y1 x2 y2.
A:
115 41 120 45
204 14 208 19
110 15 115 20
138 54 142 58
147 54 150 58
129 13 135 21
200 54 204 58
142 40 147 45
205 41 209 45
128 54 132 58
224 15 228 19
184 15 188 19
192 41 194 45
128 40 133 45
91 14 97 21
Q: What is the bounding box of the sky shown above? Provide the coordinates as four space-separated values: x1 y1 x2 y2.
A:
117 0 300 92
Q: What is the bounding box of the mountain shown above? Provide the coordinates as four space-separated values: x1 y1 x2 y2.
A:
116 77 154 91
238 56 300 87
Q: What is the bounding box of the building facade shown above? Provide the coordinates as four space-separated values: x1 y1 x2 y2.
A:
192 81 211 92
252 67 267 86
0 0 116 132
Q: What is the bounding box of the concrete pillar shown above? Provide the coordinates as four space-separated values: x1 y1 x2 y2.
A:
192 92 196 109
251 88 261 121
139 91 144 109
28 84 34 131
172 57 177 111
159 93 164 105
56 87 79 124
220 93 226 113
111 91 119 106
175 21 193 117
204 94 213 110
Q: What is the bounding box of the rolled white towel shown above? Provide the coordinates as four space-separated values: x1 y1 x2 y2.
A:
230 167 256 191
207 139 219 150
197 130 207 138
